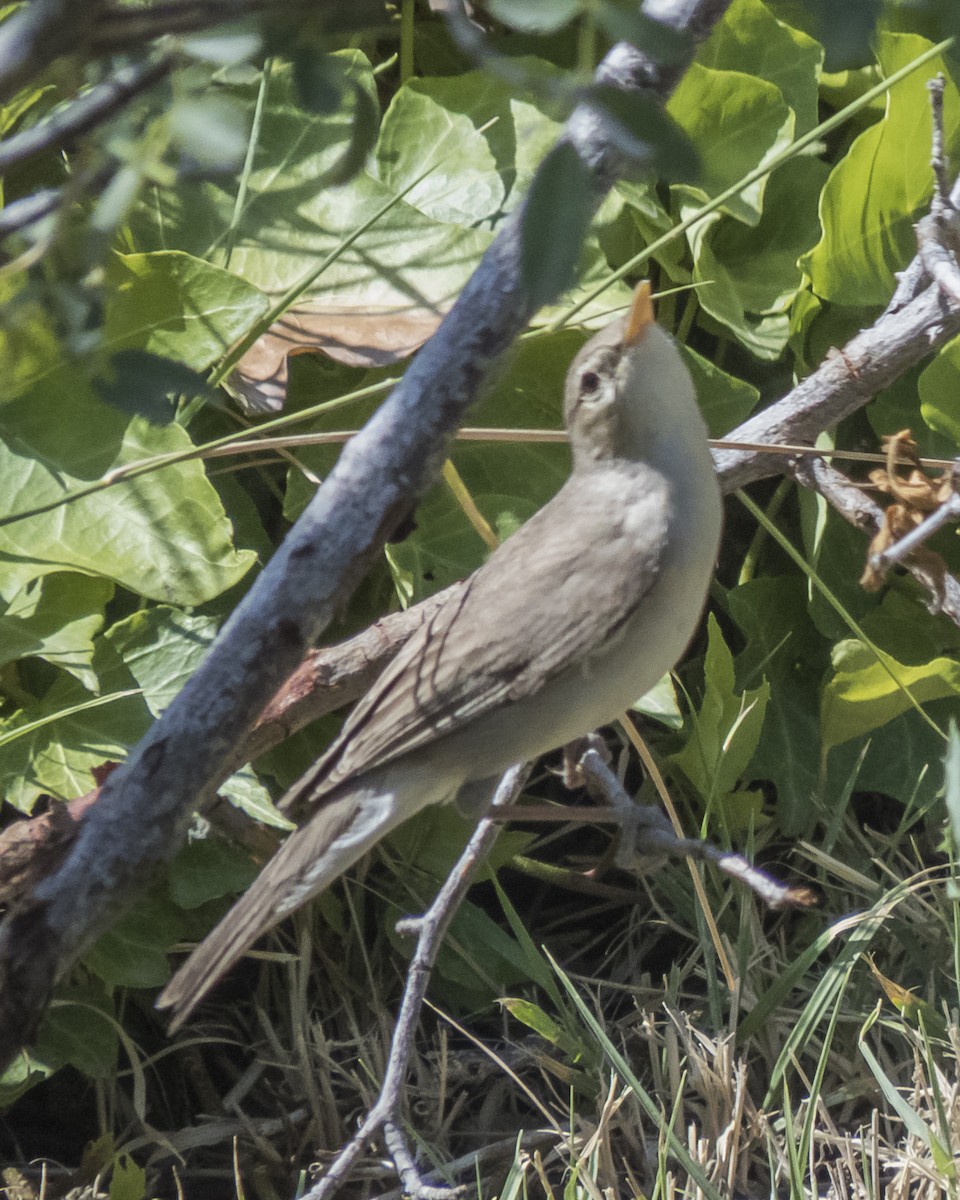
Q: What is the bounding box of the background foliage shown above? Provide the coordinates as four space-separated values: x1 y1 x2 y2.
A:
2 0 960 1196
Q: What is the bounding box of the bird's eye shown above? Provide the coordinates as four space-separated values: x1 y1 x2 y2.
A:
580 370 601 396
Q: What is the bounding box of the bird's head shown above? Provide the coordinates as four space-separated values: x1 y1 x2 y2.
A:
564 282 694 468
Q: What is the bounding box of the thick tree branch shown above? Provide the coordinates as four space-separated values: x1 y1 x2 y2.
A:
712 280 960 490
0 0 733 1069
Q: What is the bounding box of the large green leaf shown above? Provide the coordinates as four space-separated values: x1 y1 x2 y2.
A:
679 154 827 357
682 344 759 436
0 639 150 811
130 55 493 315
667 63 793 225
106 606 220 717
708 156 829 314
802 33 960 306
0 378 255 602
0 573 113 690
84 890 186 987
700 0 823 135
822 640 960 750
377 76 506 224
102 251 270 370
0 276 64 404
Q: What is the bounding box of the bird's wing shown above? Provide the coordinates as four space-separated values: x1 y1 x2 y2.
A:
305 464 671 798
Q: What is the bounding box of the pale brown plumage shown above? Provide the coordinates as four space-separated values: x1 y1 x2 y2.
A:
158 284 722 1026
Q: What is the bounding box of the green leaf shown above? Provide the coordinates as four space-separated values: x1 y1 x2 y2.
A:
728 576 824 832
802 33 960 305
84 891 185 987
130 56 492 315
671 613 770 807
109 1155 147 1200
825 700 951 818
682 343 759 437
501 998 586 1061
805 0 883 72
103 250 270 372
0 379 255 603
319 82 380 186
167 836 259 910
429 898 535 1002
94 350 211 423
918 332 960 446
700 0 823 135
219 764 294 829
713 158 829 314
520 141 597 308
0 573 113 690
37 984 119 1080
667 63 794 225
486 0 579 34
0 640 149 811
632 671 682 729
106 607 218 716
378 77 505 224
0 275 63 404
679 190 791 359
822 641 960 751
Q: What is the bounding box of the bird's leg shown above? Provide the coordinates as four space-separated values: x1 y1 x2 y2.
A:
573 746 676 868
561 732 611 788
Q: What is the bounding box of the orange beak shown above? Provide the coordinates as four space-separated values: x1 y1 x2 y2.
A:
624 281 655 346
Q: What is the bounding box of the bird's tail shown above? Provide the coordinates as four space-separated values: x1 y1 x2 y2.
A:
157 787 402 1029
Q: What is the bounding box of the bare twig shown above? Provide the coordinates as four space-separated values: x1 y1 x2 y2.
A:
303 765 529 1200
927 76 952 217
915 78 960 306
712 279 960 490
0 55 174 173
575 749 815 911
871 480 960 572
886 74 960 315
790 456 960 626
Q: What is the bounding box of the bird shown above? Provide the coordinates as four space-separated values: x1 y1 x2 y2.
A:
158 281 723 1027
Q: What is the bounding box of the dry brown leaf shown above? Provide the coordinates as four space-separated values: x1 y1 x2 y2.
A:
230 305 443 412
860 428 953 593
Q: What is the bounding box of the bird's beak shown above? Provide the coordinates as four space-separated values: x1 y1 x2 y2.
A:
624 281 655 347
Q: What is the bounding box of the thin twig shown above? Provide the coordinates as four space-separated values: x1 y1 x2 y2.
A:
790 455 960 626
0 55 174 173
575 749 815 912
886 73 960 314
303 765 529 1200
870 477 960 571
